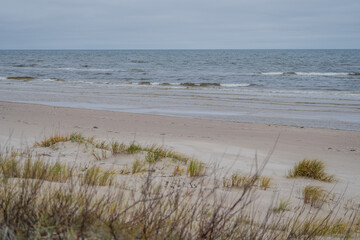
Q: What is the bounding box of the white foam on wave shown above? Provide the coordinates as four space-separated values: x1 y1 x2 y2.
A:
260 72 284 75
134 82 251 88
0 76 7 80
221 83 251 87
53 67 112 72
76 80 95 85
41 78 66 82
260 72 350 76
296 72 348 76
41 78 54 82
149 82 181 86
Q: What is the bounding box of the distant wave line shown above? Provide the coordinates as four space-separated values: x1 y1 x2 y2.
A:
9 64 360 77
260 72 360 76
136 82 255 88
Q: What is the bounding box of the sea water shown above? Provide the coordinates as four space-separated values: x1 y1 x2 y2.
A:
0 49 359 130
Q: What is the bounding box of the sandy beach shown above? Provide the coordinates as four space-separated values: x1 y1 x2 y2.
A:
1 101 359 200
2 0 360 236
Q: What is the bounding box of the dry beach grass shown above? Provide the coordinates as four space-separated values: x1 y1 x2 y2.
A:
0 133 359 239
0 102 360 239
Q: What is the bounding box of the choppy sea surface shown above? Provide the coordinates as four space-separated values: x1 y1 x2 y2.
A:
0 50 359 130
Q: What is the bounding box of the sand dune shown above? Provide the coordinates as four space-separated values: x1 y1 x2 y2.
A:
1 101 359 201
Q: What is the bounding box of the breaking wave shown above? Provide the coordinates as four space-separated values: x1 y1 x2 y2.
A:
133 82 255 88
260 72 357 76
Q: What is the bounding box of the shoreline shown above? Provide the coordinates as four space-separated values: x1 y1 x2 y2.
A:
3 100 360 133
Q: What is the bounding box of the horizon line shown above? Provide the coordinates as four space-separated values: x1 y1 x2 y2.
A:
1 48 359 51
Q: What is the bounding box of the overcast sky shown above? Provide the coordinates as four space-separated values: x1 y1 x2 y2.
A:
1 0 359 49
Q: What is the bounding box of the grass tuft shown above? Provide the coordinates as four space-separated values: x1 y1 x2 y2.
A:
299 218 356 237
231 174 247 187
82 166 115 186
34 132 86 148
1 140 357 239
95 140 110 150
287 159 335 182
0 155 21 178
173 164 185 176
111 141 126 154
259 176 272 190
0 155 73 182
47 162 74 182
132 159 145 174
69 132 85 143
144 146 168 163
232 174 252 188
273 199 291 213
22 158 73 182
126 143 143 154
303 185 327 208
223 173 260 189
187 159 204 177
86 136 96 144
34 133 69 147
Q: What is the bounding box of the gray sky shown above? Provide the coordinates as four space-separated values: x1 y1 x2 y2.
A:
1 0 359 49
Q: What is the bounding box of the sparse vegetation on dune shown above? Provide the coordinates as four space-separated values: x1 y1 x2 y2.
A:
126 142 143 154
296 217 358 237
259 176 272 190
223 174 272 190
69 132 85 143
34 132 86 147
0 135 357 239
273 199 291 213
0 154 73 182
172 164 185 176
230 173 251 188
303 185 328 208
111 141 126 154
187 159 204 177
95 140 110 150
287 158 335 182
132 158 145 174
34 133 70 147
82 166 115 186
144 146 168 163
34 134 194 167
